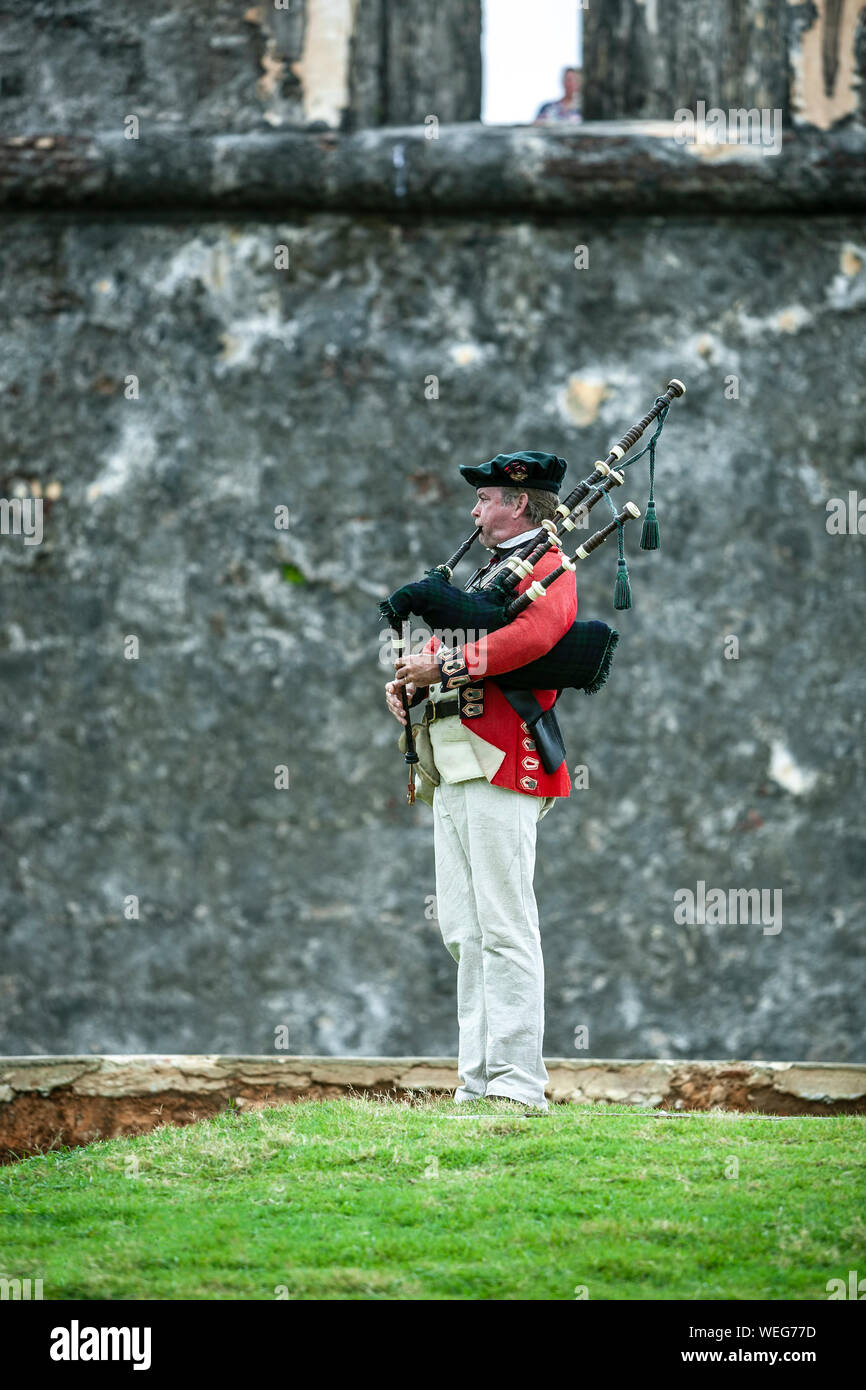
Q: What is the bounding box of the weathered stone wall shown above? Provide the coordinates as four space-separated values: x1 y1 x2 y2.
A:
0 4 864 1067
0 0 307 133
584 0 866 129
348 0 482 128
0 0 481 135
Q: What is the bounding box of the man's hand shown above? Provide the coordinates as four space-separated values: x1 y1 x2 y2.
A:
385 679 416 726
394 652 441 689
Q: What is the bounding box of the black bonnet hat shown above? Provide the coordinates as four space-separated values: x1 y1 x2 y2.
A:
459 451 567 494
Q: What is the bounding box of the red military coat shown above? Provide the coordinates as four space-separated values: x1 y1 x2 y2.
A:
421 544 576 799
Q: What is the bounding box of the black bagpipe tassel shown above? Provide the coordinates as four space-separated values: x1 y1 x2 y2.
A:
613 557 632 610
639 497 660 550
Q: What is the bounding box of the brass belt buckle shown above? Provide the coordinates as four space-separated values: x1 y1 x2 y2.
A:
425 699 437 725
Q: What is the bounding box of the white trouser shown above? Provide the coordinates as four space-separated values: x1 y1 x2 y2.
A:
433 776 550 1109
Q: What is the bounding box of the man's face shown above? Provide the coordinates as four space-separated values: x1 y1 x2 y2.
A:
471 486 528 548
564 69 580 100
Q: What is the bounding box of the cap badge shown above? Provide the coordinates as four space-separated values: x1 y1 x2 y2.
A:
503 461 529 482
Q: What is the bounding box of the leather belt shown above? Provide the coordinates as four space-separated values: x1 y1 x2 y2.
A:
425 696 460 723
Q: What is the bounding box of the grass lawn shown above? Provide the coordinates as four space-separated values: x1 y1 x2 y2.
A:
1 1096 864 1300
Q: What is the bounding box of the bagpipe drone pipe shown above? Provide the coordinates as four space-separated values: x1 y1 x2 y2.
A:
379 379 686 702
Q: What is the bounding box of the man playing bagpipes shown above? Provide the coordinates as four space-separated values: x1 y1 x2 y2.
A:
386 452 580 1114
382 382 685 1114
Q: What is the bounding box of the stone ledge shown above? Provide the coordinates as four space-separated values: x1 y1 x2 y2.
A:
1 1056 864 1161
1 123 865 214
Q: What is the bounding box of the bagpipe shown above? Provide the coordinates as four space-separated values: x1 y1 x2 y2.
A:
380 379 686 800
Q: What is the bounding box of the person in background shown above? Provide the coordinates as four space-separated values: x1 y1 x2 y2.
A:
534 65 583 124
